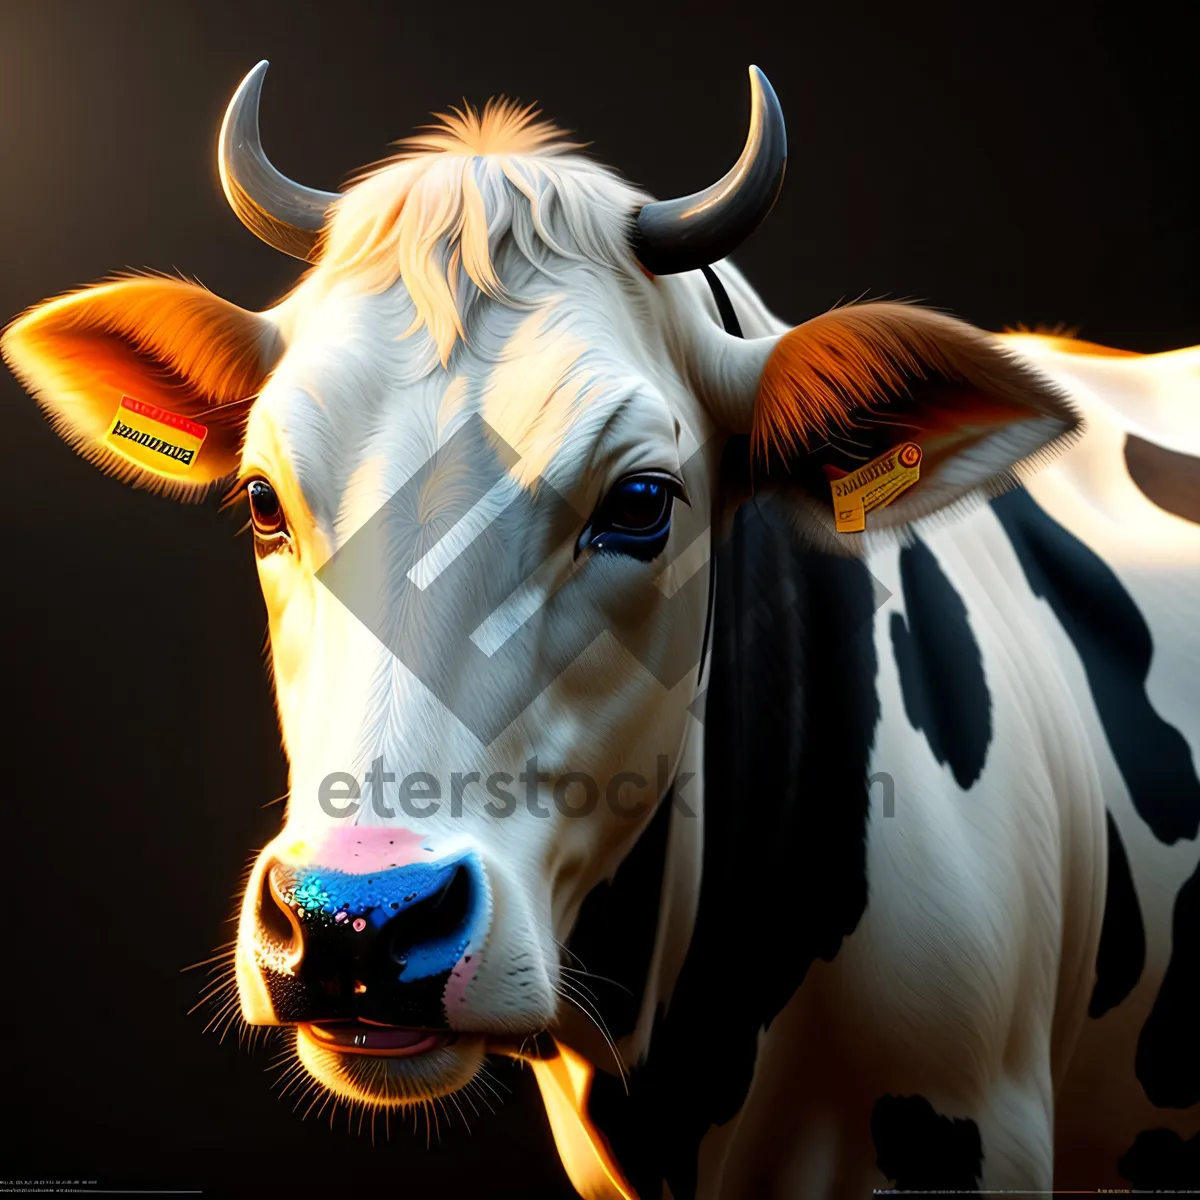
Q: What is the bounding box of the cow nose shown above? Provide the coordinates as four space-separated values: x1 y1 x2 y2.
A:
256 851 486 1027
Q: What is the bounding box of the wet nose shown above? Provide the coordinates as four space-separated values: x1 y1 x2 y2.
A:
257 851 485 1026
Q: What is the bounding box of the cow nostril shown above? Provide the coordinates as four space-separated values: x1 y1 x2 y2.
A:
258 865 302 954
385 865 472 968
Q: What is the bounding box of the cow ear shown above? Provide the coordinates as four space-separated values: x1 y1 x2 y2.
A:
724 302 1081 547
2 275 284 499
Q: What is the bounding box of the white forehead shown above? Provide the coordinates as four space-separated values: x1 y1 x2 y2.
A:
239 133 720 543
244 275 694 552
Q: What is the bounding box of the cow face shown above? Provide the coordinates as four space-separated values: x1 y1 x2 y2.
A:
224 255 727 1107
2 64 1079 1117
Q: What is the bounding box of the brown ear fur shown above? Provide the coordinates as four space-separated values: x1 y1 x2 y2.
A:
744 302 1081 547
1 275 283 499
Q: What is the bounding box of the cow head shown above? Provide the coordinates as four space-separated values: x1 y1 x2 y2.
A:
2 62 1078 1128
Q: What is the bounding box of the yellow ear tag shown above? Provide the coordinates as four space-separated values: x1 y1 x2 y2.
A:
103 396 207 476
826 441 922 533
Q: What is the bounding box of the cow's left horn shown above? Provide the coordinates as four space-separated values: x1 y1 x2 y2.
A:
218 60 339 263
632 66 787 276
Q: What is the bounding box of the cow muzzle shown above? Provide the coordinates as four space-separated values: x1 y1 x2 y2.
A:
252 847 488 1031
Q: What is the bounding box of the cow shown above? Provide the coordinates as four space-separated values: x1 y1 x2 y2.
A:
4 59 1198 1198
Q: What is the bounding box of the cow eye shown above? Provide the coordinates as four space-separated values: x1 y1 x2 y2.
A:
581 473 680 561
246 478 288 541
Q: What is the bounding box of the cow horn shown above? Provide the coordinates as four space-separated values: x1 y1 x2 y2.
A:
632 66 787 276
218 60 339 263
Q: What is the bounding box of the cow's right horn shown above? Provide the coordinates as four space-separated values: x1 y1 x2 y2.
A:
632 66 787 276
218 60 339 263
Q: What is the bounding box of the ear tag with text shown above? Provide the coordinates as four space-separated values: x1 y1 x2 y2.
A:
825 442 922 533
103 396 207 476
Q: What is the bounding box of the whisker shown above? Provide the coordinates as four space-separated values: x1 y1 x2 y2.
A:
276 1065 307 1096
200 991 241 1034
475 1063 510 1105
555 981 628 1093
278 1065 310 1100
469 1078 501 1113
446 1089 472 1135
560 964 634 998
187 980 235 1017
217 1002 245 1045
180 945 237 973
552 936 586 969
458 1080 483 1119
298 1081 324 1117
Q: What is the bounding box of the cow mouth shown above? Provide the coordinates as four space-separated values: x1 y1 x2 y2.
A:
302 1020 454 1057
295 1021 487 1106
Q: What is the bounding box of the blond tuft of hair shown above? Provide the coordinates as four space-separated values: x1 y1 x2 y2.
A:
309 99 633 368
395 99 581 160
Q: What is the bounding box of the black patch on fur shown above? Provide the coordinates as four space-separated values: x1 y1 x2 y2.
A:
890 538 992 788
564 782 674 1039
871 1093 984 1192
1118 1127 1200 1188
586 485 883 1200
1089 809 1146 1018
1136 857 1200 1107
992 487 1200 845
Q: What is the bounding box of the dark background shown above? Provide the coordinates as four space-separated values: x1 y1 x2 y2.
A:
0 1 1196 1196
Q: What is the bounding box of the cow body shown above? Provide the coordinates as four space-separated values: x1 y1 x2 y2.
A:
565 299 1200 1196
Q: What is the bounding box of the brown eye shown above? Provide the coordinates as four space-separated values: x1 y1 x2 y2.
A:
247 478 287 538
